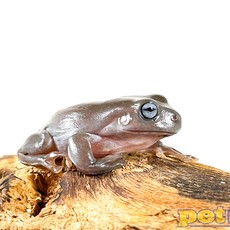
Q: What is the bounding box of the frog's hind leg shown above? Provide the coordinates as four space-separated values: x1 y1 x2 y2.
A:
17 130 68 173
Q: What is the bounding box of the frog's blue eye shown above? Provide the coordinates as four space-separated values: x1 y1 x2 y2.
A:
140 102 158 120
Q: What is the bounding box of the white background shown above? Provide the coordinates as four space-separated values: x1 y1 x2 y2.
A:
0 1 229 172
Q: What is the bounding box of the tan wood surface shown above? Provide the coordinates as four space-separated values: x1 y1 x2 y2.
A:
0 153 230 229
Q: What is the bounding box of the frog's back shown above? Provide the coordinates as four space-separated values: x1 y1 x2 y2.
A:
44 102 109 147
44 104 89 149
44 98 140 150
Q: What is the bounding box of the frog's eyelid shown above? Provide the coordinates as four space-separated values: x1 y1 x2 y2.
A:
148 95 168 103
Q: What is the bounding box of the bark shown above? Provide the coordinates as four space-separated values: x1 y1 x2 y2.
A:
0 153 230 229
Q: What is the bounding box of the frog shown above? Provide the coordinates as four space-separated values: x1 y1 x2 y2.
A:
17 95 196 175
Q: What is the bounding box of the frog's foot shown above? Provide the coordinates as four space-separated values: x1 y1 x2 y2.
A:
18 151 71 173
43 152 72 173
152 142 198 162
83 154 125 175
68 133 125 175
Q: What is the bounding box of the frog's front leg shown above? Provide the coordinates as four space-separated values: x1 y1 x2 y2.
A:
149 141 198 162
17 130 70 173
68 133 125 175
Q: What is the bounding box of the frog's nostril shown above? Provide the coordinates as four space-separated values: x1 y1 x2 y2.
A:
171 114 178 121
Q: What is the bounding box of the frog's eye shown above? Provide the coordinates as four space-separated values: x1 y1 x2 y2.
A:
140 102 158 120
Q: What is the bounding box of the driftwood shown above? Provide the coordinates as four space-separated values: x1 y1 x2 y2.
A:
0 152 230 229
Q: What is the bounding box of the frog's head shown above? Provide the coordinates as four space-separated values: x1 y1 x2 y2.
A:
103 95 182 137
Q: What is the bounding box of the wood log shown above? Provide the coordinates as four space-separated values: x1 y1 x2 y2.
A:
0 152 230 229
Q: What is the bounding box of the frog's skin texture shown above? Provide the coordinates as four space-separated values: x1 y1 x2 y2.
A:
17 95 195 175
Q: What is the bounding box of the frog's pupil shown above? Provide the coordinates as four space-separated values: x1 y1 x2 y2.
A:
145 107 154 112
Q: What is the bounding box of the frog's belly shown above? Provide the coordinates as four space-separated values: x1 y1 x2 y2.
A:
91 135 163 158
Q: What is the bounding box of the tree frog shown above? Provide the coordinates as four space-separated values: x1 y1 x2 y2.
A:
17 95 195 175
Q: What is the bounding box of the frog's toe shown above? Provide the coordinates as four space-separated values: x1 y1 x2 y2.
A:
44 152 66 173
183 154 198 162
100 154 125 165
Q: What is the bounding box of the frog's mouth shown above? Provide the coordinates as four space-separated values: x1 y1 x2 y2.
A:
124 130 174 137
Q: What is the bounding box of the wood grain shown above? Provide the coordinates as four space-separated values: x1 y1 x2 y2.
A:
0 153 230 229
